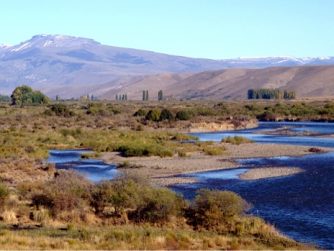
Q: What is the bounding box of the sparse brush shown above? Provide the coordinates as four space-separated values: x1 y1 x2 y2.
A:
222 136 253 145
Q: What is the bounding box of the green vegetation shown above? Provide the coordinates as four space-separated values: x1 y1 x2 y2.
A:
116 94 128 101
0 97 318 249
248 89 296 100
159 108 174 121
175 110 193 120
158 90 163 101
0 175 307 250
11 85 49 106
45 103 75 117
187 189 248 231
91 178 184 223
222 136 253 145
142 90 149 101
133 108 147 117
145 109 161 122
201 144 226 155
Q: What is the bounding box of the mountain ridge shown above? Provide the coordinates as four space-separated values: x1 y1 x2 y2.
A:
0 34 334 99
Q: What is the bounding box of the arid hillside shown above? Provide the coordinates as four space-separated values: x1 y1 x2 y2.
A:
99 65 334 100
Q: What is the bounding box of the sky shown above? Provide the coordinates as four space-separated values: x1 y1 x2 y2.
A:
0 0 333 59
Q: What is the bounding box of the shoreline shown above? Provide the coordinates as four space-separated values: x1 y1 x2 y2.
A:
101 143 328 186
239 167 304 180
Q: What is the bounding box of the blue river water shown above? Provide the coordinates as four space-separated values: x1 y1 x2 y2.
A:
47 122 334 248
48 149 118 182
173 121 334 249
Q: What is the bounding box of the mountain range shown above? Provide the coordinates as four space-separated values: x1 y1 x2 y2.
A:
1 34 334 99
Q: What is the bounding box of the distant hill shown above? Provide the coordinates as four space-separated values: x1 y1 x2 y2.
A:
99 66 334 100
1 34 334 98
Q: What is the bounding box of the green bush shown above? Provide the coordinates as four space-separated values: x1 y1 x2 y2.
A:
202 145 225 155
159 109 174 121
46 103 75 117
11 85 49 106
133 109 147 117
91 178 185 223
130 188 185 223
145 109 161 122
222 136 253 145
86 103 108 116
91 179 143 216
117 142 173 157
187 189 248 230
175 110 193 120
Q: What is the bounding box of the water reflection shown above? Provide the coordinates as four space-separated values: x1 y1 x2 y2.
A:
48 149 118 182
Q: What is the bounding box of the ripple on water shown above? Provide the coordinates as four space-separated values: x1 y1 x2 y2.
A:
179 122 334 249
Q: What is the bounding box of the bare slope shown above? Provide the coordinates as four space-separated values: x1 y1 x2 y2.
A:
99 66 334 100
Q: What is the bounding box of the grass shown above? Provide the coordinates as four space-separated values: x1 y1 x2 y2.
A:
0 100 324 249
0 222 308 250
202 145 226 155
222 136 253 145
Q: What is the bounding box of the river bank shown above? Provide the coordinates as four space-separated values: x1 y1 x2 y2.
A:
101 143 319 186
239 167 304 180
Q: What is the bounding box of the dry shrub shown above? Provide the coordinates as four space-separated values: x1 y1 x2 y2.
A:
0 210 18 224
31 171 92 218
186 189 249 232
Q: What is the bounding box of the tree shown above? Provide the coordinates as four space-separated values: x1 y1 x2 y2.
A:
11 85 49 106
247 88 295 100
158 90 163 101
247 89 255 99
142 90 149 101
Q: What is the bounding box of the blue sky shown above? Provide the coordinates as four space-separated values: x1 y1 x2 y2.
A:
0 0 333 59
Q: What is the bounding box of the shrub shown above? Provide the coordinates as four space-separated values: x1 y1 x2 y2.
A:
91 179 143 217
130 188 185 223
159 109 174 121
46 103 75 117
31 171 92 216
202 145 225 155
133 109 147 117
222 136 253 145
11 85 49 106
187 189 249 230
175 110 193 120
92 178 185 223
116 142 173 157
86 103 108 116
145 109 161 122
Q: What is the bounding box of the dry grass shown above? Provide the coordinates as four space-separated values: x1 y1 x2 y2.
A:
0 223 309 250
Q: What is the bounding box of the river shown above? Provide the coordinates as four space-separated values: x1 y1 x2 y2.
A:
47 122 334 248
174 121 334 249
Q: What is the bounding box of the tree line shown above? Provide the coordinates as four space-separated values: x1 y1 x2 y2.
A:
247 88 296 100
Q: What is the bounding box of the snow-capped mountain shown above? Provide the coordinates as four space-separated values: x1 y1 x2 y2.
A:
0 34 333 97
